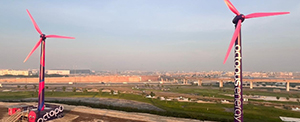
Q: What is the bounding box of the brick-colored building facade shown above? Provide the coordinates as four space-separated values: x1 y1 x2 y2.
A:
0 75 159 83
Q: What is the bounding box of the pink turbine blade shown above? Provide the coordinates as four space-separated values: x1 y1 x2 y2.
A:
24 38 43 62
46 35 75 39
224 0 240 15
223 20 242 64
26 9 43 34
245 12 290 19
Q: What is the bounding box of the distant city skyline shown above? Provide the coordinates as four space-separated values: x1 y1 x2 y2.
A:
2 69 300 81
0 1 299 72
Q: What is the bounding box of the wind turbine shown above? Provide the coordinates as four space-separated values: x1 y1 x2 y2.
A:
24 9 75 111
222 0 289 121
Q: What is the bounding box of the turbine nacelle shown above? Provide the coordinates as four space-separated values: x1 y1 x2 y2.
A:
233 14 245 24
40 34 46 40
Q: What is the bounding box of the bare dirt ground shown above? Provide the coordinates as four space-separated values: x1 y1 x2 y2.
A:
0 102 208 122
66 111 146 122
0 105 6 120
0 103 145 122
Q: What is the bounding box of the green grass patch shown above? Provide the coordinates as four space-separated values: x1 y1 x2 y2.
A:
168 86 233 99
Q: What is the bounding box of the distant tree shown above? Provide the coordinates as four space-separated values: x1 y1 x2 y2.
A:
150 92 155 97
276 96 280 100
62 86 66 92
283 105 291 110
72 87 76 92
17 85 20 88
46 86 49 89
190 82 195 86
157 84 160 87
286 97 290 100
33 84 37 89
83 88 88 93
25 85 27 89
110 90 114 94
98 89 102 96
188 98 191 101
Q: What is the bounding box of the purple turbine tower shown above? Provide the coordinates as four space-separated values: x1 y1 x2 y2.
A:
222 0 289 122
24 9 75 111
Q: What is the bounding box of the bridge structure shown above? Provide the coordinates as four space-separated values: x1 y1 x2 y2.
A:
165 77 300 91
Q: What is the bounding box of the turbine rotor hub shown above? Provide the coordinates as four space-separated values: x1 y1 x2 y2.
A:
40 34 46 40
232 14 245 24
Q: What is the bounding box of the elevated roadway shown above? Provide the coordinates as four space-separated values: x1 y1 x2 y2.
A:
166 77 300 91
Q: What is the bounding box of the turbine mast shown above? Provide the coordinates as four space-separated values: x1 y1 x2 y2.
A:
233 18 243 122
38 38 46 111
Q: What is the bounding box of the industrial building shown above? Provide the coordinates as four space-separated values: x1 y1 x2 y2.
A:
0 69 30 76
70 69 92 75
46 70 70 75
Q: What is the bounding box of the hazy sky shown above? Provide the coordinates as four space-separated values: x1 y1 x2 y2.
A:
0 0 299 72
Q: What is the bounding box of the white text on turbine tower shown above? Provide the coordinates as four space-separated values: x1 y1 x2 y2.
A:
234 45 242 122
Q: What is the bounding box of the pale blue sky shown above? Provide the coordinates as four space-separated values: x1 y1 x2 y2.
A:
0 0 299 71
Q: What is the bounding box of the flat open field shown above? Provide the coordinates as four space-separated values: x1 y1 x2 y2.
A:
1 84 300 122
